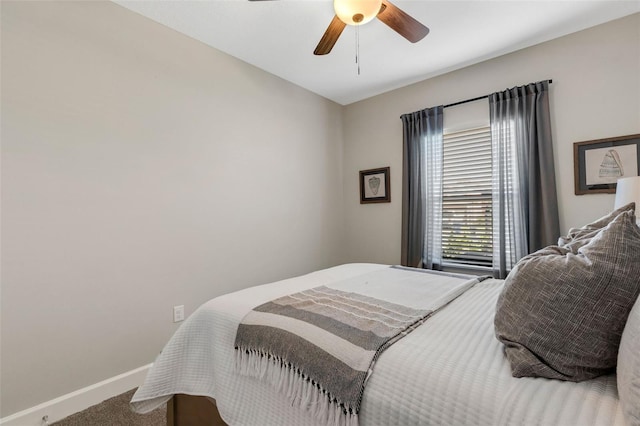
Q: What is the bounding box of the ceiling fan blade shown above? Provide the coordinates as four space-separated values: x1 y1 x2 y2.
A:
314 15 347 55
377 0 429 43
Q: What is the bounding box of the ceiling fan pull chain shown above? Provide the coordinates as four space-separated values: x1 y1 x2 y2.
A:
355 24 361 75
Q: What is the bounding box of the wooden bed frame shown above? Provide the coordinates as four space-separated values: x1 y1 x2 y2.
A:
167 394 227 426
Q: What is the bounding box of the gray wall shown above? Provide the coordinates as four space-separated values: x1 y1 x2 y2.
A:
341 13 640 264
1 1 345 416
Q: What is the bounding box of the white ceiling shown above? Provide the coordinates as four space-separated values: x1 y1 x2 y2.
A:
113 0 640 105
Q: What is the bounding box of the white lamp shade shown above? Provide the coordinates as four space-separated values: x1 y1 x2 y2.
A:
334 0 382 25
615 176 640 223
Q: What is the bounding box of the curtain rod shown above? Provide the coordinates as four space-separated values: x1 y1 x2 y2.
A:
443 79 553 109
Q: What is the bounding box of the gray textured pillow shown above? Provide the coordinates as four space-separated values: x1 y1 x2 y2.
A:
558 202 635 249
618 294 640 425
495 209 640 381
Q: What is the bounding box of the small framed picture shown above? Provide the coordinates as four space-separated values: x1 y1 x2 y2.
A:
360 167 390 204
574 134 640 195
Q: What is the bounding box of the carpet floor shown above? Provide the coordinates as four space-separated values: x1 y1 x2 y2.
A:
51 388 165 426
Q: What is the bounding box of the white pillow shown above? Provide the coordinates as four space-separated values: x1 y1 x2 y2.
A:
618 293 640 425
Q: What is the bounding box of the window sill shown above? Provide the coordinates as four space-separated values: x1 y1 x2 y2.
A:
440 262 492 277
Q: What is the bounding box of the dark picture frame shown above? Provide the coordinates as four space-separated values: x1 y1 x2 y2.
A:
360 167 390 204
574 134 640 195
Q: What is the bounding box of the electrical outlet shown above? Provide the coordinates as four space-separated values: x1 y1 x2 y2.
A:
173 305 185 323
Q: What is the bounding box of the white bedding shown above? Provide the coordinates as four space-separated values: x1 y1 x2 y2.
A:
131 263 625 425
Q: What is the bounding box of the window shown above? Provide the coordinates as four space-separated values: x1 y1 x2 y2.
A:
441 126 492 268
401 83 556 277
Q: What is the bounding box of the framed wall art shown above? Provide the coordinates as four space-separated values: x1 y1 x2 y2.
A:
573 134 640 195
360 167 390 204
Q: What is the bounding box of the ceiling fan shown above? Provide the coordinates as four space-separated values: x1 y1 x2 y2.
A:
249 0 429 56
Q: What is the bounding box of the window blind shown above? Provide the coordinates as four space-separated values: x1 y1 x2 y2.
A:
441 126 492 268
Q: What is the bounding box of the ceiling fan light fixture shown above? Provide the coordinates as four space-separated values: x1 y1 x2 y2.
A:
334 0 382 26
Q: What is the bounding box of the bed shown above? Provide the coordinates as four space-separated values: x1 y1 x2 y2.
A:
131 200 640 426
130 257 640 426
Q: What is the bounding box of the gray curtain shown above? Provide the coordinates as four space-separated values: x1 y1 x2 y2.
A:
489 80 560 278
400 106 444 269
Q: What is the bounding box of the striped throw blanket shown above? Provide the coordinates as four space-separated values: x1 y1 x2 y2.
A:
234 266 482 426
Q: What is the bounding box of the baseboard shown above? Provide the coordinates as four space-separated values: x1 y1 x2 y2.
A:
0 364 152 426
